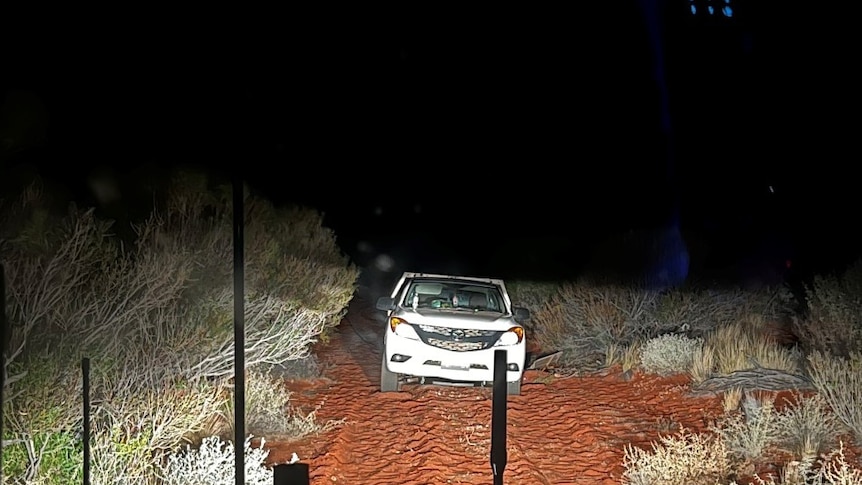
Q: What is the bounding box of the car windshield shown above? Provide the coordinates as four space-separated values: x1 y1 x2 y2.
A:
402 280 505 312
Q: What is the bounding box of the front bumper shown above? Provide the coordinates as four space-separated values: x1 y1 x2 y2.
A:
385 332 525 383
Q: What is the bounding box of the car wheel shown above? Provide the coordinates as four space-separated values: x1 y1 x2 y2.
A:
507 379 521 396
380 354 401 392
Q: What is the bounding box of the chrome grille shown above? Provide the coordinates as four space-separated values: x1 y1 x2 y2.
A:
427 338 486 352
414 325 502 352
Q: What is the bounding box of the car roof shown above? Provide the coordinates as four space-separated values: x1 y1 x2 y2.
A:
401 272 505 286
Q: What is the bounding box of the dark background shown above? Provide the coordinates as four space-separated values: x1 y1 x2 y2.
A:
1 3 858 285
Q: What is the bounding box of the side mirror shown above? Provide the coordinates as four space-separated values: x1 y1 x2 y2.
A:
513 307 530 323
376 297 396 312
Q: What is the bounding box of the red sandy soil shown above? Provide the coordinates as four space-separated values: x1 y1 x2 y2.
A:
265 296 860 485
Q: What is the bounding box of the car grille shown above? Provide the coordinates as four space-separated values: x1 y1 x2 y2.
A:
415 325 502 352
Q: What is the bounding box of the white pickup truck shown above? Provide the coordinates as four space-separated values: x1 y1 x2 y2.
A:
375 272 531 395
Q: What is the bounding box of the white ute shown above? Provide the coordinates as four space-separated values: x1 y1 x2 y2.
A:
375 272 531 395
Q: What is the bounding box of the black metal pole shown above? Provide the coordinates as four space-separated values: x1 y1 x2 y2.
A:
82 357 91 485
491 349 507 485
233 176 246 485
273 463 310 485
1 263 6 485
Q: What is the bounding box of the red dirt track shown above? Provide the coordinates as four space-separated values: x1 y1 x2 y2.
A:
264 291 854 484
265 290 726 484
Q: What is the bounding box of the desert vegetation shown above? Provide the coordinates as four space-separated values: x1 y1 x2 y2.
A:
510 260 862 484
2 165 860 484
1 170 359 484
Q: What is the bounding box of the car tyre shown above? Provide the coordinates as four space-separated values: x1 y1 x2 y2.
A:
380 354 401 392
507 379 521 396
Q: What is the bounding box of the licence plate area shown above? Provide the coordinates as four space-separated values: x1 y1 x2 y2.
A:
441 362 470 371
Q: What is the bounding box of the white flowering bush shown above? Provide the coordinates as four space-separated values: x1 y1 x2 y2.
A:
158 436 273 485
622 428 731 485
639 334 704 376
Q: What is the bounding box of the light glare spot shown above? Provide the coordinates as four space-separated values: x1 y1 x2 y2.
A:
374 254 395 272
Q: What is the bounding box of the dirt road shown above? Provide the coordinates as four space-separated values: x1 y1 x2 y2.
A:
266 289 728 485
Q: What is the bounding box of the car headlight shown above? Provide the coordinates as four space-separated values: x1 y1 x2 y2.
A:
389 317 420 340
495 326 524 346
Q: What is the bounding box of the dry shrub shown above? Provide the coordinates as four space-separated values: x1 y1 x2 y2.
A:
639 333 704 376
775 391 844 464
793 260 862 357
752 441 862 485
651 286 785 338
224 366 343 441
1 172 358 484
711 391 782 462
724 387 744 413
806 351 862 442
507 280 559 315
532 282 657 367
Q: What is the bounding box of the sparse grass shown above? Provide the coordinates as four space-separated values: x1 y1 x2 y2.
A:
604 341 642 372
690 344 717 384
698 316 801 378
622 341 642 373
724 387 744 413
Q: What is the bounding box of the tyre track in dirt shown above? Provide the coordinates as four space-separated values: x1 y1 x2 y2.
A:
268 292 727 485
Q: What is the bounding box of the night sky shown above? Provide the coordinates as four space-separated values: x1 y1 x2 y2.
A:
1 4 859 284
